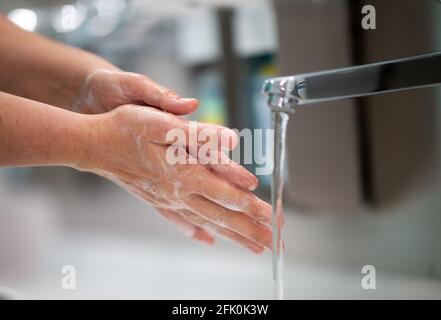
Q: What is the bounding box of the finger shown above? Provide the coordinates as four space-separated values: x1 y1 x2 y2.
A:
208 152 258 191
159 121 255 191
119 73 198 115
184 194 272 250
189 166 271 224
153 114 238 151
134 141 255 206
194 122 238 150
177 208 265 254
156 207 215 245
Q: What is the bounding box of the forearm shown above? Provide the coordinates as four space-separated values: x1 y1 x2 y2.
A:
0 91 99 168
0 15 118 110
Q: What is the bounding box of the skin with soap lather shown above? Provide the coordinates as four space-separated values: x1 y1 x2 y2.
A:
0 15 272 253
91 105 272 252
73 68 200 115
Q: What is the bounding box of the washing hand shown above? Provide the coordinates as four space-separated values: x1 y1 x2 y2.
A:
72 69 198 115
83 105 272 253
0 16 272 255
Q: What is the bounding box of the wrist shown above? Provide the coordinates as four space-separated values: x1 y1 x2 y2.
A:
70 106 130 174
0 92 108 170
68 112 109 172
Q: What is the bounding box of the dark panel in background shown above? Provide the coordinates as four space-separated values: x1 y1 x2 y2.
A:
274 0 440 214
359 0 440 208
274 0 362 213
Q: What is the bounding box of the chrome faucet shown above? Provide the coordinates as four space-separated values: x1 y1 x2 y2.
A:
262 51 441 300
262 52 441 112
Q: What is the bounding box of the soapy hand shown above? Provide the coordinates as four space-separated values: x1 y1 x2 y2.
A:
86 105 272 253
73 69 198 115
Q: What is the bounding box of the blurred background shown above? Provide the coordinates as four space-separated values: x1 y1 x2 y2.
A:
1 0 441 299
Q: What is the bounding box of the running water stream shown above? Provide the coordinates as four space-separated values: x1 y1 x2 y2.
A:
271 110 289 300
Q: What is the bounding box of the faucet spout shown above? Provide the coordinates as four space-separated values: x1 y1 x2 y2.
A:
262 51 441 111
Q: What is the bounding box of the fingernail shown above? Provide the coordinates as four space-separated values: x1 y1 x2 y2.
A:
247 243 265 254
247 175 259 191
179 97 197 103
251 246 265 255
192 229 215 245
193 234 215 246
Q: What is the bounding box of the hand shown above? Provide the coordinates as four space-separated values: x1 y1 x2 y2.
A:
72 69 198 115
84 105 272 254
